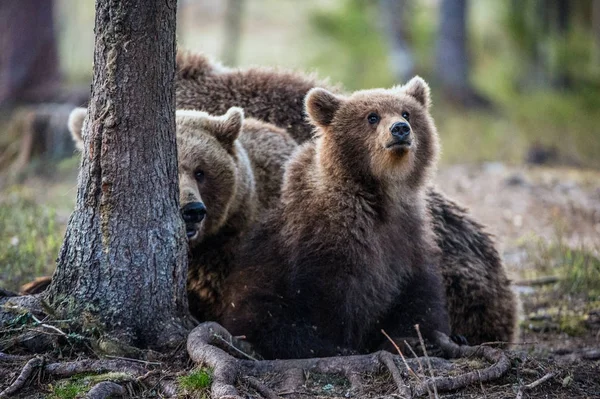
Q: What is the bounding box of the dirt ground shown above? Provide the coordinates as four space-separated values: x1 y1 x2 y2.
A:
1 163 599 398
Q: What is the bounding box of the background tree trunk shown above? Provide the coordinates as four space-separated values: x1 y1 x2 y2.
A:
0 0 60 109
379 0 415 83
221 0 245 66
45 0 192 350
435 0 490 107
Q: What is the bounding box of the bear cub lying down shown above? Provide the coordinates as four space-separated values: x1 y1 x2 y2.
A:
221 77 451 359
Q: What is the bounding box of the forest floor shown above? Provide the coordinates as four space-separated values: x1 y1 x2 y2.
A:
0 162 599 398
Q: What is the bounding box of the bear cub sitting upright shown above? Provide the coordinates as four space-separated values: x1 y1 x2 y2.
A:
220 77 450 359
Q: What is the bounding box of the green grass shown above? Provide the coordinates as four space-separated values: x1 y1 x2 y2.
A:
522 232 600 300
49 380 88 399
178 367 213 397
0 190 63 292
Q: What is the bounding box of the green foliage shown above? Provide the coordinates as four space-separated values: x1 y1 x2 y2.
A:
178 367 213 396
0 191 63 292
559 247 600 300
308 0 394 90
525 232 600 300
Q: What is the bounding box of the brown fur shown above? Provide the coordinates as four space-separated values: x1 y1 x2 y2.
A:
68 107 297 321
176 52 518 345
220 80 450 359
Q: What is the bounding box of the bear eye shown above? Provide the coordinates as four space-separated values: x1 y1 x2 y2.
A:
194 170 205 183
367 113 380 125
402 111 410 121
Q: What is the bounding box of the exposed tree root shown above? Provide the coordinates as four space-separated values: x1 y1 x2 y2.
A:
379 351 410 398
243 376 280 399
0 354 162 398
187 322 511 399
84 381 125 399
44 359 147 378
0 356 43 398
0 353 30 363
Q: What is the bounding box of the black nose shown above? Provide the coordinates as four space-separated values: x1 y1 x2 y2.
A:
390 121 411 139
181 202 206 224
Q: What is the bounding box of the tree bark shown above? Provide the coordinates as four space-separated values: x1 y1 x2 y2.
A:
435 0 490 107
45 0 192 350
379 0 415 82
0 0 61 109
221 0 245 66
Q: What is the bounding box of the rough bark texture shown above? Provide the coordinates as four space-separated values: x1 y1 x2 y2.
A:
45 0 192 349
435 0 489 107
379 0 415 82
436 0 468 90
0 0 60 108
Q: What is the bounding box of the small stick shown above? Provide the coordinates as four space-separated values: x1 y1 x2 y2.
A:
214 333 258 361
29 313 67 336
415 324 439 399
379 351 411 398
104 355 162 366
516 372 556 399
404 339 434 399
0 356 43 398
135 369 162 382
381 329 421 382
477 370 487 398
514 276 559 286
244 376 280 399
480 341 538 347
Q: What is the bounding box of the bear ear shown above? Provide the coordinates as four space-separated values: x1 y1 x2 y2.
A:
211 107 244 148
176 107 244 149
68 107 87 151
305 88 342 128
403 76 431 108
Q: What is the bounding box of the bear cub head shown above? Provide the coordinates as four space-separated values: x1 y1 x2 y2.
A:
67 106 255 247
305 76 438 188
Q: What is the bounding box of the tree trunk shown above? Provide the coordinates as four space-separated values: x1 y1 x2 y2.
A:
221 0 245 66
45 0 192 350
594 0 600 69
379 0 415 82
0 0 60 109
435 0 490 107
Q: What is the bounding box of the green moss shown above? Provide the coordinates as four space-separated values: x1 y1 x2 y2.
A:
49 380 88 399
178 367 213 396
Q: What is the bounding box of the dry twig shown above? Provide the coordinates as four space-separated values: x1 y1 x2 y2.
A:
416 324 439 398
515 372 556 399
243 376 280 399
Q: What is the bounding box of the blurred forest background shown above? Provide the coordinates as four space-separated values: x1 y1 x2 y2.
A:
1 0 599 326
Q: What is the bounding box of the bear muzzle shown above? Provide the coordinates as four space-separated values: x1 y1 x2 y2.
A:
181 202 207 240
386 121 412 151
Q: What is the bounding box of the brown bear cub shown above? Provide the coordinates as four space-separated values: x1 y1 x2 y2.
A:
67 107 297 321
176 52 519 345
221 78 450 359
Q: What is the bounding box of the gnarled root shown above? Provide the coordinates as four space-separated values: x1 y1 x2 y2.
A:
0 356 43 398
84 381 125 399
187 322 511 399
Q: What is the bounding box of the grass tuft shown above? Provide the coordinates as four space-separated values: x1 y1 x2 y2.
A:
49 380 88 399
178 367 213 396
0 191 63 292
